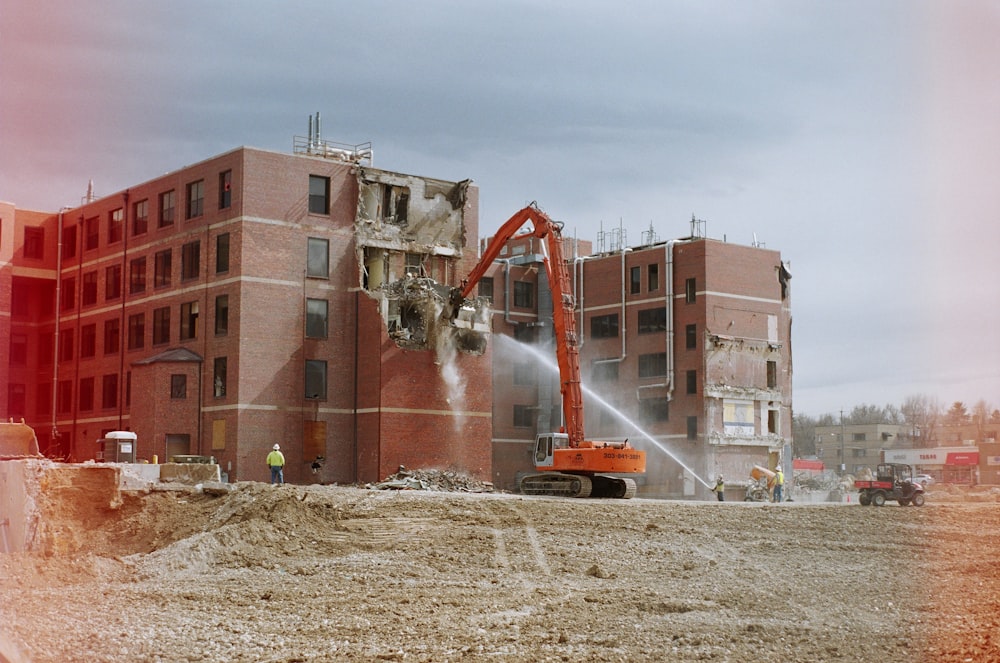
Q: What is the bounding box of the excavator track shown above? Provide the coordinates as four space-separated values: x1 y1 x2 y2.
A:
519 473 637 499
520 473 593 498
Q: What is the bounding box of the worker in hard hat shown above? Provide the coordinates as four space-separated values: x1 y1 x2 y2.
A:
773 466 784 503
267 443 286 485
712 475 725 502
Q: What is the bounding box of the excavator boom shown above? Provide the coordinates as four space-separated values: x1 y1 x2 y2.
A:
456 203 645 498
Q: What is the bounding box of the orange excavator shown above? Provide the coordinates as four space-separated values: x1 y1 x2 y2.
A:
450 203 646 498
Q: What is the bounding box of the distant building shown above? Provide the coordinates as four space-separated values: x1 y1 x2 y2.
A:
814 423 907 476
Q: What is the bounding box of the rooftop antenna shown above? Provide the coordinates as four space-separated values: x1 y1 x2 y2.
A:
690 214 706 238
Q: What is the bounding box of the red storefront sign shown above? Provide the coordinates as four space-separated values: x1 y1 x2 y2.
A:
945 452 979 466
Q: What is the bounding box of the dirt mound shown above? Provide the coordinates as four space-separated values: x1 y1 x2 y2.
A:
2 483 999 662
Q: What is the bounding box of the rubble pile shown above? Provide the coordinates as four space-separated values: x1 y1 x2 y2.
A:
379 275 490 355
370 467 494 493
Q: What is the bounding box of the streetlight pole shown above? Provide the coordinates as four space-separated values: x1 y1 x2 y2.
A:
840 409 847 476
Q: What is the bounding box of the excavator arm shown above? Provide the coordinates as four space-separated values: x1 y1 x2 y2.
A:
453 202 645 498
457 203 586 448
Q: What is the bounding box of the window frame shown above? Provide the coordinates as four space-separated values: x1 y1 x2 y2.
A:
308 175 330 215
186 179 204 219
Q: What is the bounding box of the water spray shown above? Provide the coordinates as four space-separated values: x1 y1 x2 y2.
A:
497 335 714 489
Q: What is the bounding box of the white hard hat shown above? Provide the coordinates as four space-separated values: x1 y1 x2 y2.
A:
273 444 280 450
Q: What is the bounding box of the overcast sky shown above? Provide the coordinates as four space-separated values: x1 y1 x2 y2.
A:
2 1 999 417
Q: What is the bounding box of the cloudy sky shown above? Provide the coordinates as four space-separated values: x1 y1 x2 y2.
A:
2 1 999 417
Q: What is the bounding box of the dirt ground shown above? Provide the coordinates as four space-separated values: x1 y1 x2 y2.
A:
1 480 999 663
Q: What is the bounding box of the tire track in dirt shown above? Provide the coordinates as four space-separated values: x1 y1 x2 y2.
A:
487 500 552 578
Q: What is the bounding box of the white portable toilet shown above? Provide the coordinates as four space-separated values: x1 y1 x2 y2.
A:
97 431 137 463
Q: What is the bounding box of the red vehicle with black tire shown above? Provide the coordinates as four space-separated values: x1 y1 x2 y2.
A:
855 463 926 506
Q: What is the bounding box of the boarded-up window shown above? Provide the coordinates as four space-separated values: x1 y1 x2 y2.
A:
723 400 754 436
304 420 326 461
212 419 226 451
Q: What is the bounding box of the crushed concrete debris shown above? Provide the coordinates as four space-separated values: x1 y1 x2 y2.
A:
381 275 490 354
369 467 494 493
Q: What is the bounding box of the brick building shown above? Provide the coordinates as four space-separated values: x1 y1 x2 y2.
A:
2 140 793 498
480 222 793 498
1 142 492 484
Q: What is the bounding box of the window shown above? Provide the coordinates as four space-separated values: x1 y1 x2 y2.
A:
57 380 72 414
180 302 199 341
129 257 146 294
306 298 328 339
8 385 26 419
686 324 697 350
851 447 866 457
686 370 697 395
62 224 77 259
153 307 170 345
591 359 619 381
307 237 329 278
127 313 144 350
513 281 534 308
478 277 493 302
219 170 232 209
640 397 669 423
24 227 44 259
82 271 98 306
590 314 619 339
154 249 172 288
185 180 204 219
10 334 27 365
216 233 230 273
630 265 641 294
171 374 187 399
405 252 424 276
513 363 536 386
104 319 120 355
159 190 175 227
305 359 327 399
308 175 330 214
685 277 696 303
853 433 867 442
80 324 96 359
638 352 667 378
11 289 29 317
181 241 200 280
513 324 535 344
213 357 227 397
687 416 698 440
102 374 117 409
79 377 94 412
648 263 659 292
108 208 123 244
133 199 148 235
513 404 534 428
84 217 99 251
767 360 777 389
39 333 53 365
381 184 409 224
105 265 122 300
59 328 73 363
61 277 75 311
215 295 229 335
35 384 51 417
637 308 666 334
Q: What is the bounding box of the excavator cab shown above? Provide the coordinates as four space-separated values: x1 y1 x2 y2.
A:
533 433 568 467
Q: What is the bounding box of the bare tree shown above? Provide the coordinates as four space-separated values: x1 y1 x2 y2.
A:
901 394 942 448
